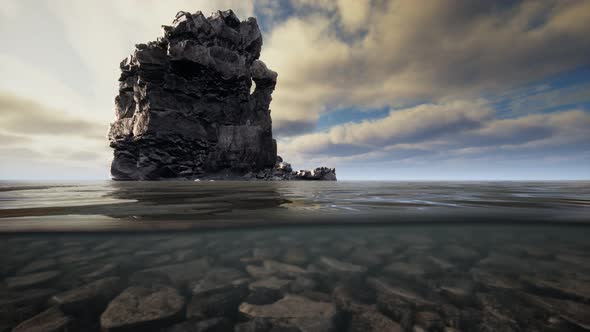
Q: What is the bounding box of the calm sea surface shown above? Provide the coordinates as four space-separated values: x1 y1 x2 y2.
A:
1 181 589 331
0 181 588 231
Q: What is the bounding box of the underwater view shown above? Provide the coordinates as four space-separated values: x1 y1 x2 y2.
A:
1 181 589 331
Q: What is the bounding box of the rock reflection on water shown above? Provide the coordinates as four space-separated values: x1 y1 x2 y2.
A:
1 226 590 331
1 181 589 232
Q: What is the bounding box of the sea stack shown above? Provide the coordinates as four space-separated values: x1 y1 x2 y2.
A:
107 10 336 181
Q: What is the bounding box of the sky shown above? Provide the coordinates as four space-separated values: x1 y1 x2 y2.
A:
1 0 589 180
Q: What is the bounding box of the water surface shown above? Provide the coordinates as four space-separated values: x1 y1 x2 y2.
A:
0 181 588 232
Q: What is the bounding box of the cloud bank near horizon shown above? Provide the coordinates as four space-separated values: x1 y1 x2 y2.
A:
1 0 589 180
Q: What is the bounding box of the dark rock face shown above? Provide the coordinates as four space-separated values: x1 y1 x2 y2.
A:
108 10 335 181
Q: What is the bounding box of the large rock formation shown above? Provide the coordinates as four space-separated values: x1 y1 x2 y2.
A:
108 10 335 181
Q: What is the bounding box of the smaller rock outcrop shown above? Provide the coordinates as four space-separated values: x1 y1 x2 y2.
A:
242 156 337 181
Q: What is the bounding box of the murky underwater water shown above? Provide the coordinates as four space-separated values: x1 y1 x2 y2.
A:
0 181 589 331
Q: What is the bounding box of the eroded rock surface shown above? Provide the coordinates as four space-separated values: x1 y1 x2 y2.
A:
108 10 335 181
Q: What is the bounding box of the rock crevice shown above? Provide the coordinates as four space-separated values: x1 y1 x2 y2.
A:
108 10 335 181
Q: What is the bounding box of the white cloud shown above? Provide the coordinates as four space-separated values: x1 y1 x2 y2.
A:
263 1 590 134
262 15 351 131
0 91 105 138
280 100 492 155
279 100 590 172
0 91 112 179
337 0 370 32
0 55 90 120
507 83 590 115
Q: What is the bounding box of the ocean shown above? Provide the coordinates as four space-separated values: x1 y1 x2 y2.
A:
1 181 589 331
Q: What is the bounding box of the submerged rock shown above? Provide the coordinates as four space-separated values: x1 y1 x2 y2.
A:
249 277 291 292
281 247 309 266
383 262 426 279
521 275 590 302
414 311 444 331
523 294 590 330
331 284 375 315
470 268 523 291
82 263 120 281
100 285 185 331
290 276 317 294
0 288 57 329
5 270 61 290
349 310 403 332
12 307 73 332
50 276 124 316
187 280 248 319
234 319 272 332
262 259 309 277
162 317 233 332
133 258 210 287
367 277 435 329
190 267 248 296
239 295 338 331
318 256 367 274
18 258 58 274
0 288 55 308
108 10 335 181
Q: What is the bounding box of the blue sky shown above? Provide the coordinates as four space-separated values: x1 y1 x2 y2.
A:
0 1 589 180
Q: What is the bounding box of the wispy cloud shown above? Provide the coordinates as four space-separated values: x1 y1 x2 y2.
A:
263 1 590 133
0 91 106 139
280 101 590 171
0 132 31 145
0 91 111 179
